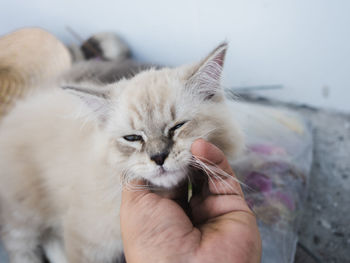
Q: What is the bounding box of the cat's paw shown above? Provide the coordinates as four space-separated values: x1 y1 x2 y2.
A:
80 32 131 61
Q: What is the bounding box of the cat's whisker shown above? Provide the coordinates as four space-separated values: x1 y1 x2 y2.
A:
124 182 153 191
208 172 221 193
201 163 238 194
211 173 230 195
193 156 243 182
210 172 236 194
196 160 221 194
121 171 162 192
192 156 251 194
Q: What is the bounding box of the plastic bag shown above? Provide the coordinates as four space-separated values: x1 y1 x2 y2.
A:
228 101 313 263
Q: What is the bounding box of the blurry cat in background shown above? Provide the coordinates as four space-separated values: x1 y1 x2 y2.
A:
0 35 243 263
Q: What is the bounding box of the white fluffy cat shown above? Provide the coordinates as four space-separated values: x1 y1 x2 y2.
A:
0 43 243 263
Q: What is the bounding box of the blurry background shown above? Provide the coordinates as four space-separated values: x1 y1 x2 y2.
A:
1 0 350 112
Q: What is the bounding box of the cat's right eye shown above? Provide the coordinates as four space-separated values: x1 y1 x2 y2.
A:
123 135 143 142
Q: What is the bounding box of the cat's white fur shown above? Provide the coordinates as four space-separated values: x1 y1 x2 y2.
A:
0 44 243 263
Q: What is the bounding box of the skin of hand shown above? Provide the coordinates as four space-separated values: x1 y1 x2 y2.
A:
120 139 261 263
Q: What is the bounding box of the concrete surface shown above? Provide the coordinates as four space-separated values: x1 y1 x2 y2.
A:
295 107 350 263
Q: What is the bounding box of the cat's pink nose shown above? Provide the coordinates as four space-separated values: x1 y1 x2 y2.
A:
150 152 168 166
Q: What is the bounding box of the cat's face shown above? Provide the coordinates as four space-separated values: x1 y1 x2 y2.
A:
66 43 243 188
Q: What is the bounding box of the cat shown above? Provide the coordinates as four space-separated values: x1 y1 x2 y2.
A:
0 36 244 263
66 32 155 84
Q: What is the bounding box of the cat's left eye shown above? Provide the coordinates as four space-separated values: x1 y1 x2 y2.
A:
168 121 187 137
123 135 143 142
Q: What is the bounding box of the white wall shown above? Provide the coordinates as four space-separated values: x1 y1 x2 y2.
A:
2 0 350 112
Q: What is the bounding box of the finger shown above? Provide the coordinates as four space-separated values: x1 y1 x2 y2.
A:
191 139 243 196
191 138 231 172
191 194 251 224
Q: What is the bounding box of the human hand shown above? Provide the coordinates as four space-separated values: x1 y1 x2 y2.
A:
120 139 261 263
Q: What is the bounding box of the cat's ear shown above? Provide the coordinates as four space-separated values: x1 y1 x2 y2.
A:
62 85 112 122
185 42 227 100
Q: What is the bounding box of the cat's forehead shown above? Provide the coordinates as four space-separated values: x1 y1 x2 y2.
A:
124 69 183 97
117 69 186 129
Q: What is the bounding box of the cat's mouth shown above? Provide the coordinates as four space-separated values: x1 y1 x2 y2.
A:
153 166 171 177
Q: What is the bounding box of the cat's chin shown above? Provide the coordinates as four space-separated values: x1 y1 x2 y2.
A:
147 168 187 189
148 179 189 201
